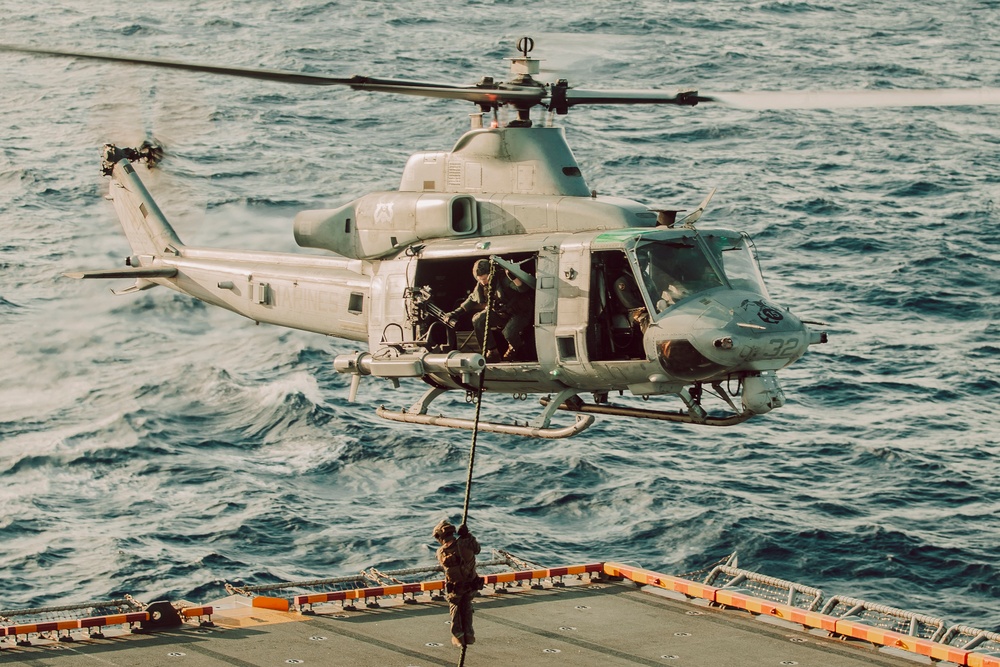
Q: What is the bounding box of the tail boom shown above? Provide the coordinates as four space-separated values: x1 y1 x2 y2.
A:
65 145 373 342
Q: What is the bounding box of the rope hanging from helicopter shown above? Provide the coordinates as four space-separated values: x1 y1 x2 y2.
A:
456 260 497 667
460 260 495 527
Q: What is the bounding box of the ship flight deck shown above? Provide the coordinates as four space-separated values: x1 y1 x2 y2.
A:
2 559 998 666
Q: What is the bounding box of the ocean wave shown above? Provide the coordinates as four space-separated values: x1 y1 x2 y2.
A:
0 295 22 310
2 1 999 629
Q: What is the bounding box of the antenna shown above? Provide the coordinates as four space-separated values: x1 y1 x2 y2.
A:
509 36 541 78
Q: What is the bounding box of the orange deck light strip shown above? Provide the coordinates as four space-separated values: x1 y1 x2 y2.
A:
603 562 719 602
4 611 150 637
967 653 1000 667
834 619 970 664
179 606 214 619
714 588 839 633
295 581 440 606
78 611 150 629
605 561 980 666
2 619 78 636
293 563 605 607
482 563 604 586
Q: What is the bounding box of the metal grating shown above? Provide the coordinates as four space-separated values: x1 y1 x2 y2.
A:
941 624 1000 655
224 550 538 601
0 597 144 626
821 595 947 641
704 565 824 611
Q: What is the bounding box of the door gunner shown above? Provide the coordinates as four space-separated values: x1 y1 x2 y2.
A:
447 259 532 362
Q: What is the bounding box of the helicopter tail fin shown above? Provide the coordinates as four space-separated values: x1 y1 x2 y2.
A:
103 145 184 257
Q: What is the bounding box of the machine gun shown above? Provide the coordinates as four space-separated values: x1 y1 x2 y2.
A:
405 286 458 351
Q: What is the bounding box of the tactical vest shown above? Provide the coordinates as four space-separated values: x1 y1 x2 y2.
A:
438 535 481 593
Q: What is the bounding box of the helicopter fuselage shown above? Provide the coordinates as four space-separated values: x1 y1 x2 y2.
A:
79 125 825 438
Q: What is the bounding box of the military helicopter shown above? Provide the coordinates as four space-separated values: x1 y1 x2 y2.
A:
5 38 997 438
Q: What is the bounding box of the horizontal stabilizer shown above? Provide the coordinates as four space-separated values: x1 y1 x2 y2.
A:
63 267 178 280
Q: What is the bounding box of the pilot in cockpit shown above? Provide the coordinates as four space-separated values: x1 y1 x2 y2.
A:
638 247 717 313
637 255 685 313
613 269 650 333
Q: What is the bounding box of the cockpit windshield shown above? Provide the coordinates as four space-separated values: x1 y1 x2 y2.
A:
630 233 767 315
702 233 768 297
633 238 724 315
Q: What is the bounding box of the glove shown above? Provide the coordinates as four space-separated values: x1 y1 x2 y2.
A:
457 523 470 537
444 310 461 328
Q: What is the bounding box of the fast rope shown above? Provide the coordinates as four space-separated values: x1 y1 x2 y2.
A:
457 261 496 667
460 260 495 528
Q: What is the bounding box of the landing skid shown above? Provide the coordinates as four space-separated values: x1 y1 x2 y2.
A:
376 386 595 439
376 407 594 439
539 397 753 426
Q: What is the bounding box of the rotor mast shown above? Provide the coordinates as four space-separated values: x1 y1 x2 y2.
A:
501 36 545 127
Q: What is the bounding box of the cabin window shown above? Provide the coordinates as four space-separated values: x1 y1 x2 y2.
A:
253 282 272 305
557 335 577 361
348 292 364 314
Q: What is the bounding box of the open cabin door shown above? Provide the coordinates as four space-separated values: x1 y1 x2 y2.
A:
588 249 647 362
411 253 539 362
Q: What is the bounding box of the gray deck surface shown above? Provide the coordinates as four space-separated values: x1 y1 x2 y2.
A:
0 580 928 666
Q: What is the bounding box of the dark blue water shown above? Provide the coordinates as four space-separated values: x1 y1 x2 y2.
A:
1 1 998 631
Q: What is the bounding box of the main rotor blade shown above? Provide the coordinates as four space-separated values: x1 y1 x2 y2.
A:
0 43 550 107
8 43 997 113
564 88 707 106
348 83 544 106
702 88 1000 110
0 44 366 86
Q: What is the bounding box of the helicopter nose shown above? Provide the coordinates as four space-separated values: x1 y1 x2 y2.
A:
651 290 826 384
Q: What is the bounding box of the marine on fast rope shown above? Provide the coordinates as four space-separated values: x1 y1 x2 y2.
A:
431 259 499 662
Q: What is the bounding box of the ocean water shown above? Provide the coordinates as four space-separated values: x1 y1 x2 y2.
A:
1 0 998 632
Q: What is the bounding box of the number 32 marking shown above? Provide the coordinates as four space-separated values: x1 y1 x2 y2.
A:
768 338 799 357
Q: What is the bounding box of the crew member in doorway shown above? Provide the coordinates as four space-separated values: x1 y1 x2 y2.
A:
446 259 532 362
433 519 482 647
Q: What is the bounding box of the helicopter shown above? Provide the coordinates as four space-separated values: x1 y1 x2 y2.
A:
5 38 997 439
